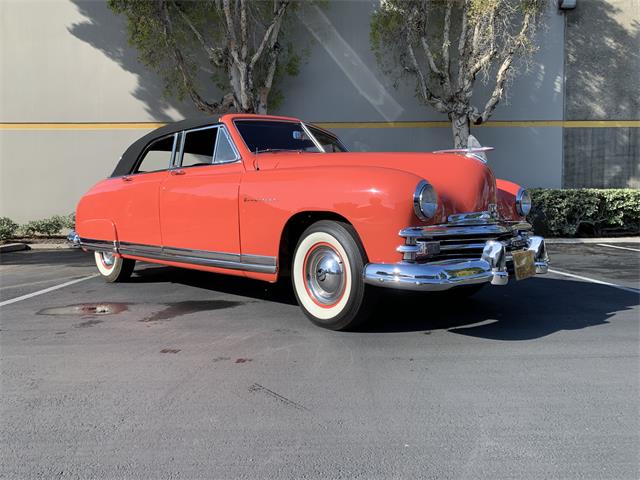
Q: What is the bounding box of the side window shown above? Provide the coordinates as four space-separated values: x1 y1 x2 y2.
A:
213 129 238 163
135 135 175 173
181 127 217 167
307 126 348 153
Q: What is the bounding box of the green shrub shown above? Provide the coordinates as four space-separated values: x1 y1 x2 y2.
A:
528 189 640 237
18 213 75 237
0 217 19 242
21 216 65 237
58 213 76 230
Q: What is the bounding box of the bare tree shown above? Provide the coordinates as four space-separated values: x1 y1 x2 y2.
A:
371 0 546 147
109 0 299 114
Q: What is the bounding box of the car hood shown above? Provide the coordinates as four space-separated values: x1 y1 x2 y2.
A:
262 151 497 216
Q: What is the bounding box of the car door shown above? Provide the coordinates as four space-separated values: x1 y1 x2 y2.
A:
159 124 244 261
112 133 177 252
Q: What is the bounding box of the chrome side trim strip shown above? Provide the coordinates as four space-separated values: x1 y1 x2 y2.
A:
118 241 163 257
78 238 116 252
242 253 277 267
79 237 277 274
162 246 239 263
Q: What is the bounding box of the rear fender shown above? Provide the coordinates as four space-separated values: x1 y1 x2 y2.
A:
76 218 117 243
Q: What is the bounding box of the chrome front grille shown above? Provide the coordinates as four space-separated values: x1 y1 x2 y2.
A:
398 220 532 263
423 233 515 261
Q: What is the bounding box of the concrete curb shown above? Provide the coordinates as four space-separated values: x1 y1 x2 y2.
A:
26 243 74 250
545 237 640 244
0 243 29 253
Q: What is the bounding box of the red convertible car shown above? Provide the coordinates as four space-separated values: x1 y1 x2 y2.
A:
70 114 548 330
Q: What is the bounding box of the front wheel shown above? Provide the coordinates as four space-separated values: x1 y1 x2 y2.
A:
292 221 373 331
94 251 135 282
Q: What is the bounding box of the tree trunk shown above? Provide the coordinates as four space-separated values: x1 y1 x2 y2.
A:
449 112 470 148
255 87 269 114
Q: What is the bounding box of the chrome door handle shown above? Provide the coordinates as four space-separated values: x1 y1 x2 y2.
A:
170 169 186 176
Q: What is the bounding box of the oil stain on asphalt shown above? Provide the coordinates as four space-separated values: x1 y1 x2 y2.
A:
36 300 244 324
38 303 129 316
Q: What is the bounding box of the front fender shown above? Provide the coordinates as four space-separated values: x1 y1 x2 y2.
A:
239 166 432 266
496 179 526 221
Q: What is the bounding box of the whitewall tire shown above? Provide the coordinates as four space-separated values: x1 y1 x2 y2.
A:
292 221 373 330
94 251 135 283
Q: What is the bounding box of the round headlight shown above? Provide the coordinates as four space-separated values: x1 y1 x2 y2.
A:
413 180 438 220
516 188 532 216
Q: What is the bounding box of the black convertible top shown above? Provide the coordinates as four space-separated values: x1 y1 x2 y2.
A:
110 115 220 177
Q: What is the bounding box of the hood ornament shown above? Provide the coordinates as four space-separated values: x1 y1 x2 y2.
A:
433 135 494 163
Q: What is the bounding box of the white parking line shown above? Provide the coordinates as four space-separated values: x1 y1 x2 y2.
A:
0 274 98 307
548 268 639 294
597 243 640 253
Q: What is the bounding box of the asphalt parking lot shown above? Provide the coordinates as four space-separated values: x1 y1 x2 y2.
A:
1 244 639 479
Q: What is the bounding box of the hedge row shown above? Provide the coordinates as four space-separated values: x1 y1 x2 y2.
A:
0 214 75 242
528 189 640 237
1 190 638 241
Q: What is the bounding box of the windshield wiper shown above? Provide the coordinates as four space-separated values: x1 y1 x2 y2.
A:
254 148 301 154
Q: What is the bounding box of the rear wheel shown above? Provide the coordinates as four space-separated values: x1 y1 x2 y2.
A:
292 221 373 330
94 251 135 283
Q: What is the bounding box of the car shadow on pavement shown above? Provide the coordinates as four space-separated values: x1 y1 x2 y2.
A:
130 265 638 340
362 278 639 339
130 265 299 306
0 249 94 267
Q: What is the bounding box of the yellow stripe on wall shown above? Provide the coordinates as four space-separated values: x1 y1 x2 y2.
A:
0 122 167 130
315 120 640 129
0 120 638 130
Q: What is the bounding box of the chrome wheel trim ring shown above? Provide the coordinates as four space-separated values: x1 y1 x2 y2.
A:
100 251 115 268
304 245 345 306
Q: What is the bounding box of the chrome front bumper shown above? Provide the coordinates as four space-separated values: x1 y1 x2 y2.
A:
364 223 549 292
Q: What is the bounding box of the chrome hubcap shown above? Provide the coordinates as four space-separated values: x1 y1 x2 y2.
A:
305 246 345 305
100 252 115 267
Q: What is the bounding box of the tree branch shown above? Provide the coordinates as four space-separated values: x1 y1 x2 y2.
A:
250 0 288 68
158 1 221 113
441 0 452 92
470 49 497 78
413 2 445 83
420 37 443 78
477 12 532 123
456 0 469 90
170 1 223 65
255 1 288 113
222 0 241 64
406 33 448 113
240 0 248 61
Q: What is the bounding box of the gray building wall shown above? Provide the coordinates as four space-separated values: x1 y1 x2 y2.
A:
0 0 634 223
563 0 640 188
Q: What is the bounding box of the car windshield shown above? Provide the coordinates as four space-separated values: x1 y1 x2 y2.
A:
234 120 347 153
